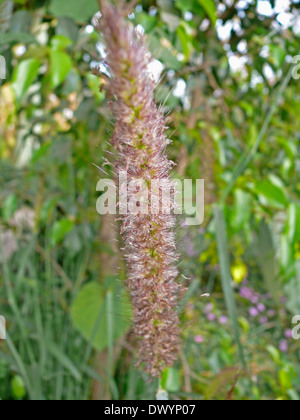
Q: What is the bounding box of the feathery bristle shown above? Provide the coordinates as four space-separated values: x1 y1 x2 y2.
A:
98 1 181 377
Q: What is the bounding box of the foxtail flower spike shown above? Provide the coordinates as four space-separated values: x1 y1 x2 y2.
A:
97 1 181 377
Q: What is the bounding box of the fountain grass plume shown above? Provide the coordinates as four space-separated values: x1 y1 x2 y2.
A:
97 0 182 377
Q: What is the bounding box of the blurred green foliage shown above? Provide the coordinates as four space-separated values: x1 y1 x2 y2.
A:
0 0 300 400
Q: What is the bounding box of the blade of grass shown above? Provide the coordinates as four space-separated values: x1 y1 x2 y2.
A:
0 229 36 365
106 289 119 400
47 341 82 382
5 333 33 399
214 205 246 368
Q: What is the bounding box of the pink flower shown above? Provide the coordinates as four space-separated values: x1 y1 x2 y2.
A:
249 307 259 317
284 329 293 339
260 316 268 325
207 313 216 322
251 296 259 304
219 316 228 325
240 287 254 300
194 335 204 344
279 340 288 353
257 303 265 313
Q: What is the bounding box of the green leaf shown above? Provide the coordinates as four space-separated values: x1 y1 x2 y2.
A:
51 34 73 51
10 10 31 33
12 58 40 104
197 0 217 25
71 282 132 352
271 45 286 68
279 367 293 390
280 234 294 271
135 12 157 33
50 218 74 246
162 367 181 393
56 17 79 42
0 32 36 44
2 194 18 222
49 0 98 22
255 178 288 208
266 345 281 364
177 24 192 60
175 0 195 14
50 50 72 89
286 204 300 243
231 189 252 230
214 206 246 368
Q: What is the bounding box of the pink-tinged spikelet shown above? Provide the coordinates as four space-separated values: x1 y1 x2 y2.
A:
97 1 181 377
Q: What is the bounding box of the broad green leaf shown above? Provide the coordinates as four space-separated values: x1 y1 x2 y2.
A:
0 32 36 44
50 218 74 246
3 194 18 222
175 0 195 13
162 368 181 393
135 12 157 33
231 189 252 230
279 367 293 390
12 58 40 104
49 0 98 22
177 24 192 60
271 45 286 68
56 17 79 42
287 204 300 243
50 50 72 89
50 35 73 51
280 234 294 271
71 282 132 352
10 10 31 33
266 345 281 364
197 0 217 25
255 178 288 207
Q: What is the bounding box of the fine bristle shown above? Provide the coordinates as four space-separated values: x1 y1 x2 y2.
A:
98 1 182 377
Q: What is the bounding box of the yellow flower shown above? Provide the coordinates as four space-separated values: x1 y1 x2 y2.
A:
231 261 248 284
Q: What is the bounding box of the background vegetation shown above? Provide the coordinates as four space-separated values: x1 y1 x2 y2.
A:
0 0 299 400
